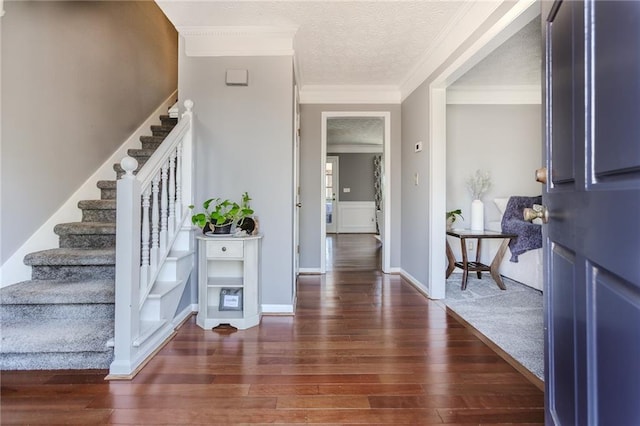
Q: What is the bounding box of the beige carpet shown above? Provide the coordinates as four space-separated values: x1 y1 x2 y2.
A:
444 274 544 380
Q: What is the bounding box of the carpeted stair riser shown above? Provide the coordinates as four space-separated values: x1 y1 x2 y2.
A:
140 135 166 148
1 317 114 370
101 188 117 200
31 265 115 281
1 351 113 370
151 124 175 137
59 234 115 249
128 148 157 159
97 180 117 200
159 115 177 126
1 303 114 321
55 223 116 249
79 200 116 222
82 209 116 223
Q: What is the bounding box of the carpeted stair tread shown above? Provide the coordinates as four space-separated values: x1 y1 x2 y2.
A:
0 279 114 305
159 115 178 125
78 199 116 210
127 148 157 158
1 318 114 354
150 124 176 136
139 135 166 145
54 222 116 236
24 248 115 266
96 180 116 189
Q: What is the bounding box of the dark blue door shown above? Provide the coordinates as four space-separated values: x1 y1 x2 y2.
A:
543 1 640 424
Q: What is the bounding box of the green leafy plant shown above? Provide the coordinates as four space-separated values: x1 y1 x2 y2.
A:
189 192 254 230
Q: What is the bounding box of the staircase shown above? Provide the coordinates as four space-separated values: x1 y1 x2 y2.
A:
0 116 178 370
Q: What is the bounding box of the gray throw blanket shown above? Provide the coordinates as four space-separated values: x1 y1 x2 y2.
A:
501 195 542 262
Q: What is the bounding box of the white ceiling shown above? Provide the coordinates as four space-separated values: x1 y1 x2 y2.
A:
327 117 383 146
452 18 541 87
158 1 541 103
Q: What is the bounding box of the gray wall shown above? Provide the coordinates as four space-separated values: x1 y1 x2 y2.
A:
446 104 542 228
1 1 178 262
326 153 377 202
299 104 401 270
399 1 520 286
178 47 294 306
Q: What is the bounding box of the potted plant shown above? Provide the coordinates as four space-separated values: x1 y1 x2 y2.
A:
235 192 257 235
189 192 255 235
446 209 463 230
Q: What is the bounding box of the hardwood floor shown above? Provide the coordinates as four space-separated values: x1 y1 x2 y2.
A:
1 234 543 424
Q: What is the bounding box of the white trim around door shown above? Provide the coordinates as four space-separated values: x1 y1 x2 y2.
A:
320 111 392 273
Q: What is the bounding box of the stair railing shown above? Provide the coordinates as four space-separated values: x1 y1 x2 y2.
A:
110 100 194 377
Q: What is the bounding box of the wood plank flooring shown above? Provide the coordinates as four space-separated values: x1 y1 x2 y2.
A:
1 234 543 424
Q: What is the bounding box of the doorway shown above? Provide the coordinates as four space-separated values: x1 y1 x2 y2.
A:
427 1 539 299
320 112 391 274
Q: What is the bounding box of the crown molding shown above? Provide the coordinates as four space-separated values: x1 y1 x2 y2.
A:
447 85 541 104
299 85 401 104
400 0 503 101
177 26 297 57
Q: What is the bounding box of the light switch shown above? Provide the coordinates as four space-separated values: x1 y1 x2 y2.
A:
415 141 423 152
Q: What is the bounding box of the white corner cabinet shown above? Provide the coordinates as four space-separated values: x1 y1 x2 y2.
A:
195 234 262 330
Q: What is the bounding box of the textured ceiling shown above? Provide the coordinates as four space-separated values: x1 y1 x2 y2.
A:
158 1 469 86
159 0 541 98
452 18 541 87
327 117 384 146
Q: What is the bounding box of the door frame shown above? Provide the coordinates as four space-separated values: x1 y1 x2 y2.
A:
320 111 391 273
427 0 539 299
325 155 339 233
292 85 300 303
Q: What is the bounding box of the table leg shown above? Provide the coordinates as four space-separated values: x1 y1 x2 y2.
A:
446 240 456 278
489 238 511 290
460 238 469 290
475 238 482 279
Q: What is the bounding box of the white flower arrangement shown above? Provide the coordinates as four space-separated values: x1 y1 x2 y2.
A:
466 169 492 200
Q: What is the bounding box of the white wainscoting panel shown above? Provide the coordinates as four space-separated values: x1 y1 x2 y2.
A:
337 202 377 233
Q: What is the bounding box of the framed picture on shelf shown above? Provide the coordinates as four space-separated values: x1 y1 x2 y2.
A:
219 288 243 311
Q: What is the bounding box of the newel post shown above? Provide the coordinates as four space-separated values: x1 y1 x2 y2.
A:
110 156 142 375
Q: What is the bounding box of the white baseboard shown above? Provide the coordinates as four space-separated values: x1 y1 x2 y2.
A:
298 268 322 274
0 90 178 288
262 304 295 315
171 304 198 328
399 268 432 299
385 267 402 274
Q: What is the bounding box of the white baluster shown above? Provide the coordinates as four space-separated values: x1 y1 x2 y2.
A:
168 151 176 236
175 142 183 224
160 162 169 253
140 186 151 291
150 173 160 278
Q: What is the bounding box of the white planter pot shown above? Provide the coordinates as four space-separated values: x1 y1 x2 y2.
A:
470 199 484 231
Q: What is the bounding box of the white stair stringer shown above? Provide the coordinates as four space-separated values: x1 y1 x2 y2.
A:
137 227 194 342
109 226 194 378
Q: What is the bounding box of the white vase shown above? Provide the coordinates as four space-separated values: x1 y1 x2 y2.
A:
470 199 484 231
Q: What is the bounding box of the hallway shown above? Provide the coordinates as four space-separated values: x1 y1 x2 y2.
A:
0 235 543 424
